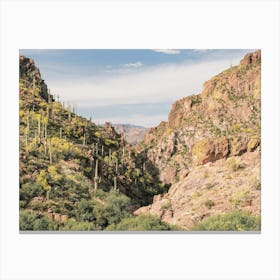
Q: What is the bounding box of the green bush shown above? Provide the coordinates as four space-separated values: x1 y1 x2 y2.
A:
192 211 261 231
75 199 96 222
60 219 96 231
204 199 215 209
19 210 58 230
74 190 131 230
227 158 245 172
94 190 131 229
20 183 45 202
106 214 180 231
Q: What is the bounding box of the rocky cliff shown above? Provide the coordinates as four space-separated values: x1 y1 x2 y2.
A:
135 50 261 229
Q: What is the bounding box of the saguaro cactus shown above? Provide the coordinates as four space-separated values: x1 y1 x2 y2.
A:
113 176 117 191
32 77 36 94
95 143 99 156
67 104 71 121
46 188 51 200
121 146 125 166
38 116 41 140
48 89 51 103
115 158 119 174
93 159 99 196
44 123 48 139
83 133 86 146
49 138 53 165
25 130 29 154
26 110 30 134
44 137 47 155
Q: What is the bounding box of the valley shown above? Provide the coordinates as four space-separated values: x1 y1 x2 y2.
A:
19 50 261 231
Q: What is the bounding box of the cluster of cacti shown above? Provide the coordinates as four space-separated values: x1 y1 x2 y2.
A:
19 62 163 211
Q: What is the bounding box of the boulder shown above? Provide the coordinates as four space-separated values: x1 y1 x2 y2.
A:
192 137 229 165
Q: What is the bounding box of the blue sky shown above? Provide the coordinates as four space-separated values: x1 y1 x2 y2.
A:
19 49 254 127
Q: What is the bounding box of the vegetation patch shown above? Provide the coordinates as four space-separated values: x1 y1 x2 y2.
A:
106 214 181 231
204 199 215 209
192 211 260 231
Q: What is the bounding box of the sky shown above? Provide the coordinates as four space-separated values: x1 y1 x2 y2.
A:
19 49 255 127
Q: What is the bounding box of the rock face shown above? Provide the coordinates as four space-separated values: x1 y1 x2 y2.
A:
134 151 261 229
19 55 53 102
192 137 229 165
135 50 261 229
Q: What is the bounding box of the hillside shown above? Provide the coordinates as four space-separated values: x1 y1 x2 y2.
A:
19 51 261 231
113 124 149 145
134 51 261 229
19 56 172 231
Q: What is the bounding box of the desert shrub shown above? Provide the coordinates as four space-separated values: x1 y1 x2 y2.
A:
73 190 131 230
192 211 260 231
229 190 253 207
94 190 131 229
204 199 215 209
19 210 58 231
20 182 45 202
106 214 180 231
60 219 96 231
19 200 28 208
227 158 245 172
75 199 96 222
62 173 91 201
160 201 172 211
249 175 261 190
206 183 215 189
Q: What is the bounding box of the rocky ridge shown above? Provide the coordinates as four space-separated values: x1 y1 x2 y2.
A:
135 50 261 229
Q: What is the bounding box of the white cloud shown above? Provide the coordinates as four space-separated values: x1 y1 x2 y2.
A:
122 61 143 68
153 49 181 54
192 49 209 53
48 55 244 126
50 58 239 106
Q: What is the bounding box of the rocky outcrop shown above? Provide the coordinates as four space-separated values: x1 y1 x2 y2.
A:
136 51 261 228
192 137 229 165
135 151 261 229
141 50 261 176
104 122 118 138
19 55 53 103
46 208 68 223
240 50 261 66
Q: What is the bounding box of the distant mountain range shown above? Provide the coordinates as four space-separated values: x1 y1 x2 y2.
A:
113 124 149 145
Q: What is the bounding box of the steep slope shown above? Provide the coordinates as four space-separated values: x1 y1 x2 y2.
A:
113 124 149 145
19 56 168 230
135 51 261 229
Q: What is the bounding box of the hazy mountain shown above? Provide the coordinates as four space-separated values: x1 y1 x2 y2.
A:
113 124 149 145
